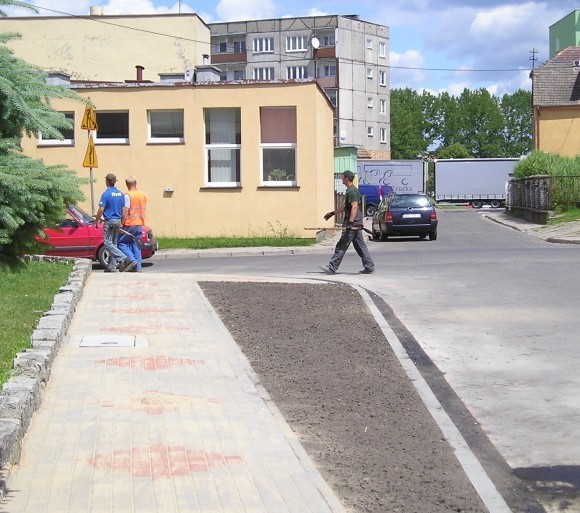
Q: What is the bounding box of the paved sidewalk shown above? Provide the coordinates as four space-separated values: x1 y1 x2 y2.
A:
1 273 346 513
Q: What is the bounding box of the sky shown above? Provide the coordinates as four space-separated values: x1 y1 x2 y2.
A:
3 0 578 96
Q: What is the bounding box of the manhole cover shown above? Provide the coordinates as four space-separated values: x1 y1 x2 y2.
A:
80 334 136 347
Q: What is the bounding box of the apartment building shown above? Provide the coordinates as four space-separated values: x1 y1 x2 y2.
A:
550 11 580 58
209 15 391 158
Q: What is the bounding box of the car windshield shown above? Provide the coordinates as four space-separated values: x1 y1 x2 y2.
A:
390 195 431 208
69 204 95 224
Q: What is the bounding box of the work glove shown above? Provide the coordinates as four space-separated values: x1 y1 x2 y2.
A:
324 211 335 221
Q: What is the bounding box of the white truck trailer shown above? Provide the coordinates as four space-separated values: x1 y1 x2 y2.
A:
434 158 519 208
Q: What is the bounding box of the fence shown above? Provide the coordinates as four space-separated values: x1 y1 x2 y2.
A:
506 175 580 224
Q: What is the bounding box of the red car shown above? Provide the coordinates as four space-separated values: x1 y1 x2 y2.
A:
37 204 158 267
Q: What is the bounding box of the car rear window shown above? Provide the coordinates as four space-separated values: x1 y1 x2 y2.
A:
390 195 431 208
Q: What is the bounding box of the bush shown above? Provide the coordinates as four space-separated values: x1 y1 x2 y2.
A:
0 153 86 267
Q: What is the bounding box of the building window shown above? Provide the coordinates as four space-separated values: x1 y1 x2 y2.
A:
379 70 387 86
367 97 373 108
233 40 246 53
379 41 386 58
380 128 387 143
326 89 337 106
322 65 336 77
286 35 308 52
380 99 387 114
204 108 241 186
323 35 336 47
260 107 296 186
287 66 308 79
218 42 227 53
367 68 373 79
253 37 274 53
148 110 184 144
253 67 275 80
233 69 245 80
95 111 129 144
38 112 74 146
366 39 373 49
367 126 374 137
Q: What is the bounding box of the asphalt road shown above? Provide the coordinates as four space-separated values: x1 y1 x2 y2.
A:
146 209 580 511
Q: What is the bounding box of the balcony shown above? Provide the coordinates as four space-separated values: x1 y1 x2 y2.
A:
211 51 247 65
313 47 336 59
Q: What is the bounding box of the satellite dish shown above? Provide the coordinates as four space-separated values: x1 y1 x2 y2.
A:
311 37 320 49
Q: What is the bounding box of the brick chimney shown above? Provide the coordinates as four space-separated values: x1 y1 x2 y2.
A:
136 65 145 81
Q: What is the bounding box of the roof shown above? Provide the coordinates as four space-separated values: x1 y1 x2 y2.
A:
533 46 580 106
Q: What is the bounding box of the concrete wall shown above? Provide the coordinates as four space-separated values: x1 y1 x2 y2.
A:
0 13 210 81
20 82 334 238
549 11 579 58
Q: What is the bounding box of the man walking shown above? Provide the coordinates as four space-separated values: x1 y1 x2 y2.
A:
320 170 375 275
94 173 136 273
118 175 147 272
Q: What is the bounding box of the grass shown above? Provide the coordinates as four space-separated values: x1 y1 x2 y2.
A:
158 236 316 250
0 260 72 385
548 208 580 225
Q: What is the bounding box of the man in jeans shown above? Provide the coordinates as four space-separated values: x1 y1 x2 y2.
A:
94 173 136 273
118 175 147 272
320 170 375 275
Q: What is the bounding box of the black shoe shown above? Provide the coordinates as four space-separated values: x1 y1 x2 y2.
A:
359 268 375 274
319 265 335 275
118 259 131 272
104 268 118 273
125 261 137 272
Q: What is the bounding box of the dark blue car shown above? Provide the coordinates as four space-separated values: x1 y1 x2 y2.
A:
371 193 438 241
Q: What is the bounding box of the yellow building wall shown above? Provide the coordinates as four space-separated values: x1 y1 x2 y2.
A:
20 82 335 239
536 107 580 157
0 14 210 81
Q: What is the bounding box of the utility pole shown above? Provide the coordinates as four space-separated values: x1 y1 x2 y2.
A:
529 48 538 70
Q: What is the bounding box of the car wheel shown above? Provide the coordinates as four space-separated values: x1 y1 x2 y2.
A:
379 226 388 241
490 200 501 208
372 226 379 240
419 233 427 240
97 245 109 268
471 200 483 208
366 204 376 217
429 228 438 241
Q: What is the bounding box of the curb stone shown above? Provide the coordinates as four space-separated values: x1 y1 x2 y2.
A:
0 257 91 481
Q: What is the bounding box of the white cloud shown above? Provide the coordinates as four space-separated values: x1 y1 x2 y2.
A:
215 0 277 22
390 49 429 89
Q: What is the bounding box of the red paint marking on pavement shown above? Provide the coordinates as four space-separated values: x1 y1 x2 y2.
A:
94 355 205 370
88 444 243 479
111 308 174 314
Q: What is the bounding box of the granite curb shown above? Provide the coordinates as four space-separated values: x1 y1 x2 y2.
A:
0 257 91 476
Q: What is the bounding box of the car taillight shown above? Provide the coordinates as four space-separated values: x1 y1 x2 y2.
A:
384 211 393 222
430 211 437 220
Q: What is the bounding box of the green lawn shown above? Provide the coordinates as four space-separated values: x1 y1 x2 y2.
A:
0 261 72 385
158 236 316 250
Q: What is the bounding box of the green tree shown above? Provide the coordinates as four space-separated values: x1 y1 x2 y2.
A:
436 143 472 159
499 89 532 157
0 8 87 267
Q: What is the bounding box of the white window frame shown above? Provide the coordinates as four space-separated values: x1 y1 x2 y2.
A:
379 42 386 58
379 70 387 86
366 39 373 49
253 67 275 80
147 110 184 144
380 99 387 115
94 111 129 144
204 108 241 187
287 66 308 79
367 126 374 137
380 127 387 143
260 107 297 187
323 35 336 47
367 97 373 108
286 35 308 52
38 112 74 146
366 68 373 79
323 65 336 77
253 37 274 53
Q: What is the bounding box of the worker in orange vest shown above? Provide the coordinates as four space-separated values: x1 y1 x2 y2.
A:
118 175 147 272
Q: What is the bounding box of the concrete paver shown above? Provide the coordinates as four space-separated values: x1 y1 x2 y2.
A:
1 275 345 513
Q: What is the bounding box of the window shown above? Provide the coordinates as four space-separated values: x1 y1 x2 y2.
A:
367 68 373 79
260 107 296 186
253 37 274 53
380 128 387 143
233 40 246 53
204 108 241 186
323 35 335 47
379 70 387 86
367 97 373 108
379 42 386 58
322 65 336 77
326 89 337 106
95 111 129 144
287 66 308 79
286 35 308 52
148 110 184 143
253 67 275 80
219 42 227 53
380 99 387 114
38 112 74 146
367 126 374 137
366 39 373 49
233 69 245 80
